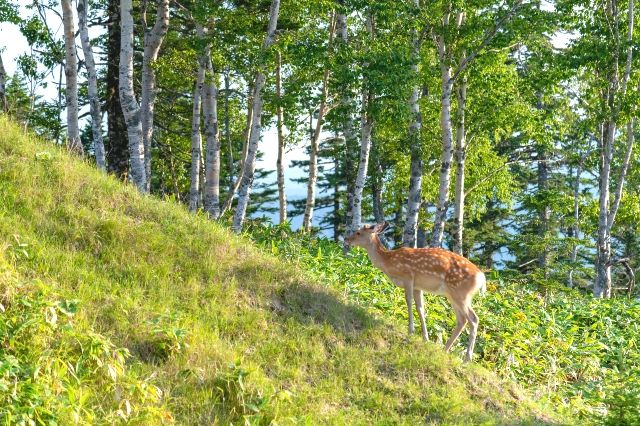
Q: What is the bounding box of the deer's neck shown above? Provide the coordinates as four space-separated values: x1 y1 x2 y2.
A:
364 235 389 271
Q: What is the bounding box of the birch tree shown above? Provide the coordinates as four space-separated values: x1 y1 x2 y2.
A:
591 0 636 298
203 40 221 218
402 0 424 248
452 75 466 254
347 13 374 235
335 7 358 235
430 1 523 247
119 0 146 191
276 51 287 224
188 26 207 212
61 0 82 154
78 0 106 170
302 12 337 232
232 0 281 233
140 0 170 192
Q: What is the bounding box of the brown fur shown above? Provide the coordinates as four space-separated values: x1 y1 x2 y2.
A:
345 222 485 361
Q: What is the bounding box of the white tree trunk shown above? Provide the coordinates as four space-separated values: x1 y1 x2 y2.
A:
189 48 206 213
595 121 614 298
0 52 7 112
303 15 335 232
119 0 146 191
202 37 221 218
349 90 373 234
62 0 82 154
336 10 357 235
232 0 280 233
594 0 634 298
452 76 467 255
431 60 454 247
78 0 106 170
276 51 287 224
402 0 423 247
140 0 170 192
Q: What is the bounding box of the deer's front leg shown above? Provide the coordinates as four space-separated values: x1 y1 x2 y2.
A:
413 289 428 341
404 284 414 336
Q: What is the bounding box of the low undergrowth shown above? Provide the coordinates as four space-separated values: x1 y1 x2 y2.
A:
247 221 640 423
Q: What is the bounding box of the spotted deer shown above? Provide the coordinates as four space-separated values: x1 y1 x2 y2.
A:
345 221 486 361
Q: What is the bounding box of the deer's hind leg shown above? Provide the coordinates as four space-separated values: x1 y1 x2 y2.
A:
444 301 468 352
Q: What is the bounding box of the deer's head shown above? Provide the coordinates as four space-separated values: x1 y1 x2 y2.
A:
344 222 389 248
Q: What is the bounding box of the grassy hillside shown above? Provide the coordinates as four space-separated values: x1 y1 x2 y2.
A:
0 116 563 424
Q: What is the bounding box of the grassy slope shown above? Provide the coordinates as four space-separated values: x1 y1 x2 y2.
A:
0 117 563 424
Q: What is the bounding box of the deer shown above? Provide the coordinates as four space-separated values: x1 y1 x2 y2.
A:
344 221 486 362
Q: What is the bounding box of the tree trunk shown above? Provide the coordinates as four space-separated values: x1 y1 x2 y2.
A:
119 0 146 191
535 93 550 273
189 42 206 213
140 0 170 192
78 0 106 170
202 40 221 219
106 0 129 179
569 160 581 288
219 89 253 217
452 76 467 255
0 52 7 113
275 51 287 224
224 72 234 192
595 120 614 298
431 60 454 247
232 0 280 233
371 158 384 224
336 10 358 235
402 1 423 248
594 0 634 298
333 151 341 241
349 90 373 234
62 0 82 154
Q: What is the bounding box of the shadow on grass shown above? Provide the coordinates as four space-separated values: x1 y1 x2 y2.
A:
270 281 380 337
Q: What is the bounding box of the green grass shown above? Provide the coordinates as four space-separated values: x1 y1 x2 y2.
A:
0 116 563 424
248 224 640 422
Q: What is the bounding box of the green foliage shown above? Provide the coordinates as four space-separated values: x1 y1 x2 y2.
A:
0 257 169 424
247 221 640 421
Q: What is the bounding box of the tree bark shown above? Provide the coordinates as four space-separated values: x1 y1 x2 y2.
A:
62 0 82 154
219 89 253 217
232 0 280 233
140 0 170 192
594 0 634 298
78 0 106 170
202 38 221 219
452 76 467 255
119 0 146 191
535 93 550 272
0 52 7 113
275 51 287 224
402 0 423 248
189 36 206 213
336 9 358 235
349 90 373 233
106 0 129 179
431 58 454 247
568 160 582 288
